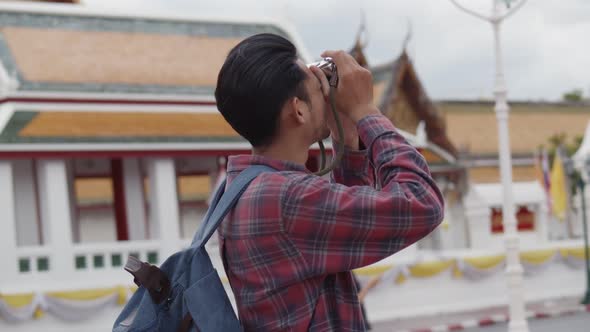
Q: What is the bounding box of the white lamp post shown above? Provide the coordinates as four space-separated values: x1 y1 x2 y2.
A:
448 1 529 331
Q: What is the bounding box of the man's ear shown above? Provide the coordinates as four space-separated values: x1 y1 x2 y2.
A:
285 96 307 125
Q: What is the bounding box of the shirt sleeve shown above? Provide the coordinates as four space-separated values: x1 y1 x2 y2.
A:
330 144 373 187
281 114 444 275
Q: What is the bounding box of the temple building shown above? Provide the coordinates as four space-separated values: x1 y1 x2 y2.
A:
0 0 318 296
350 35 589 249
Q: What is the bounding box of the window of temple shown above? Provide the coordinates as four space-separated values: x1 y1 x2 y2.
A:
74 175 117 243
73 158 130 243
491 206 535 233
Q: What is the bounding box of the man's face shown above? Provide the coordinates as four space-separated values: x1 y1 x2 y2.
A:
296 60 331 142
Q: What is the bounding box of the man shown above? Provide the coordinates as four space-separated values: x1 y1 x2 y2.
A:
215 33 444 331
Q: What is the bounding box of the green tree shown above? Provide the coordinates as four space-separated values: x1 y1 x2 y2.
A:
562 89 584 102
544 133 583 158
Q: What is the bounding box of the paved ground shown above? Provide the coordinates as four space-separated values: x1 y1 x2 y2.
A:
368 296 588 332
464 311 590 331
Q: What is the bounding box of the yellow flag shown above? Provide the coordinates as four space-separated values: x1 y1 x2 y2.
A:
550 153 567 221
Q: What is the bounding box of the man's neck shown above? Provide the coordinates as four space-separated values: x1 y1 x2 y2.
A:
252 141 309 166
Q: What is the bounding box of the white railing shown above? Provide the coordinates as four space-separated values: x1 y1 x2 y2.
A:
5 241 164 292
11 238 224 279
71 240 161 272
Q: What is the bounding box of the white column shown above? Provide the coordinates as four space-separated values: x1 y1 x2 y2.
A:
124 158 148 240
12 159 41 246
0 160 18 282
457 211 470 249
147 158 181 258
36 159 74 276
577 187 590 241
465 205 493 249
576 188 590 243
535 203 549 243
464 189 493 249
448 203 469 249
66 160 80 243
205 157 227 246
447 2 529 330
584 187 590 243
492 3 527 329
210 157 227 196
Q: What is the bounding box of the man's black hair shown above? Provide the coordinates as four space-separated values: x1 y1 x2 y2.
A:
215 33 309 147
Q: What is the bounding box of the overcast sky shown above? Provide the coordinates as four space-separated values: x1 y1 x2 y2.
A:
81 0 590 101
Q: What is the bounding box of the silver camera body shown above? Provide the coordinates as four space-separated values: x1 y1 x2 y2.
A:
307 57 338 87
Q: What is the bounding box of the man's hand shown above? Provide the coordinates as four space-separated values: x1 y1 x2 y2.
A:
320 50 380 124
310 65 359 150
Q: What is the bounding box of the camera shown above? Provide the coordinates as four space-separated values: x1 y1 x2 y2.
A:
308 57 338 87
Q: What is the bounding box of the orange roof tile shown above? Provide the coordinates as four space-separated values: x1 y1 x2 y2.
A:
2 27 241 86
441 102 590 155
19 112 239 137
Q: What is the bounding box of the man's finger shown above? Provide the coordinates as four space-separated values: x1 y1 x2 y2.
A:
321 50 348 64
309 65 330 98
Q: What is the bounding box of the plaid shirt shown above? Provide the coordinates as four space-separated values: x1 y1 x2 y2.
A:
219 114 444 331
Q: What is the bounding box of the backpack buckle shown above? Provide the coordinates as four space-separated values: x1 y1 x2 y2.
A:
124 255 171 304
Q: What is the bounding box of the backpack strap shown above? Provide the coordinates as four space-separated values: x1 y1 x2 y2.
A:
191 165 276 248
